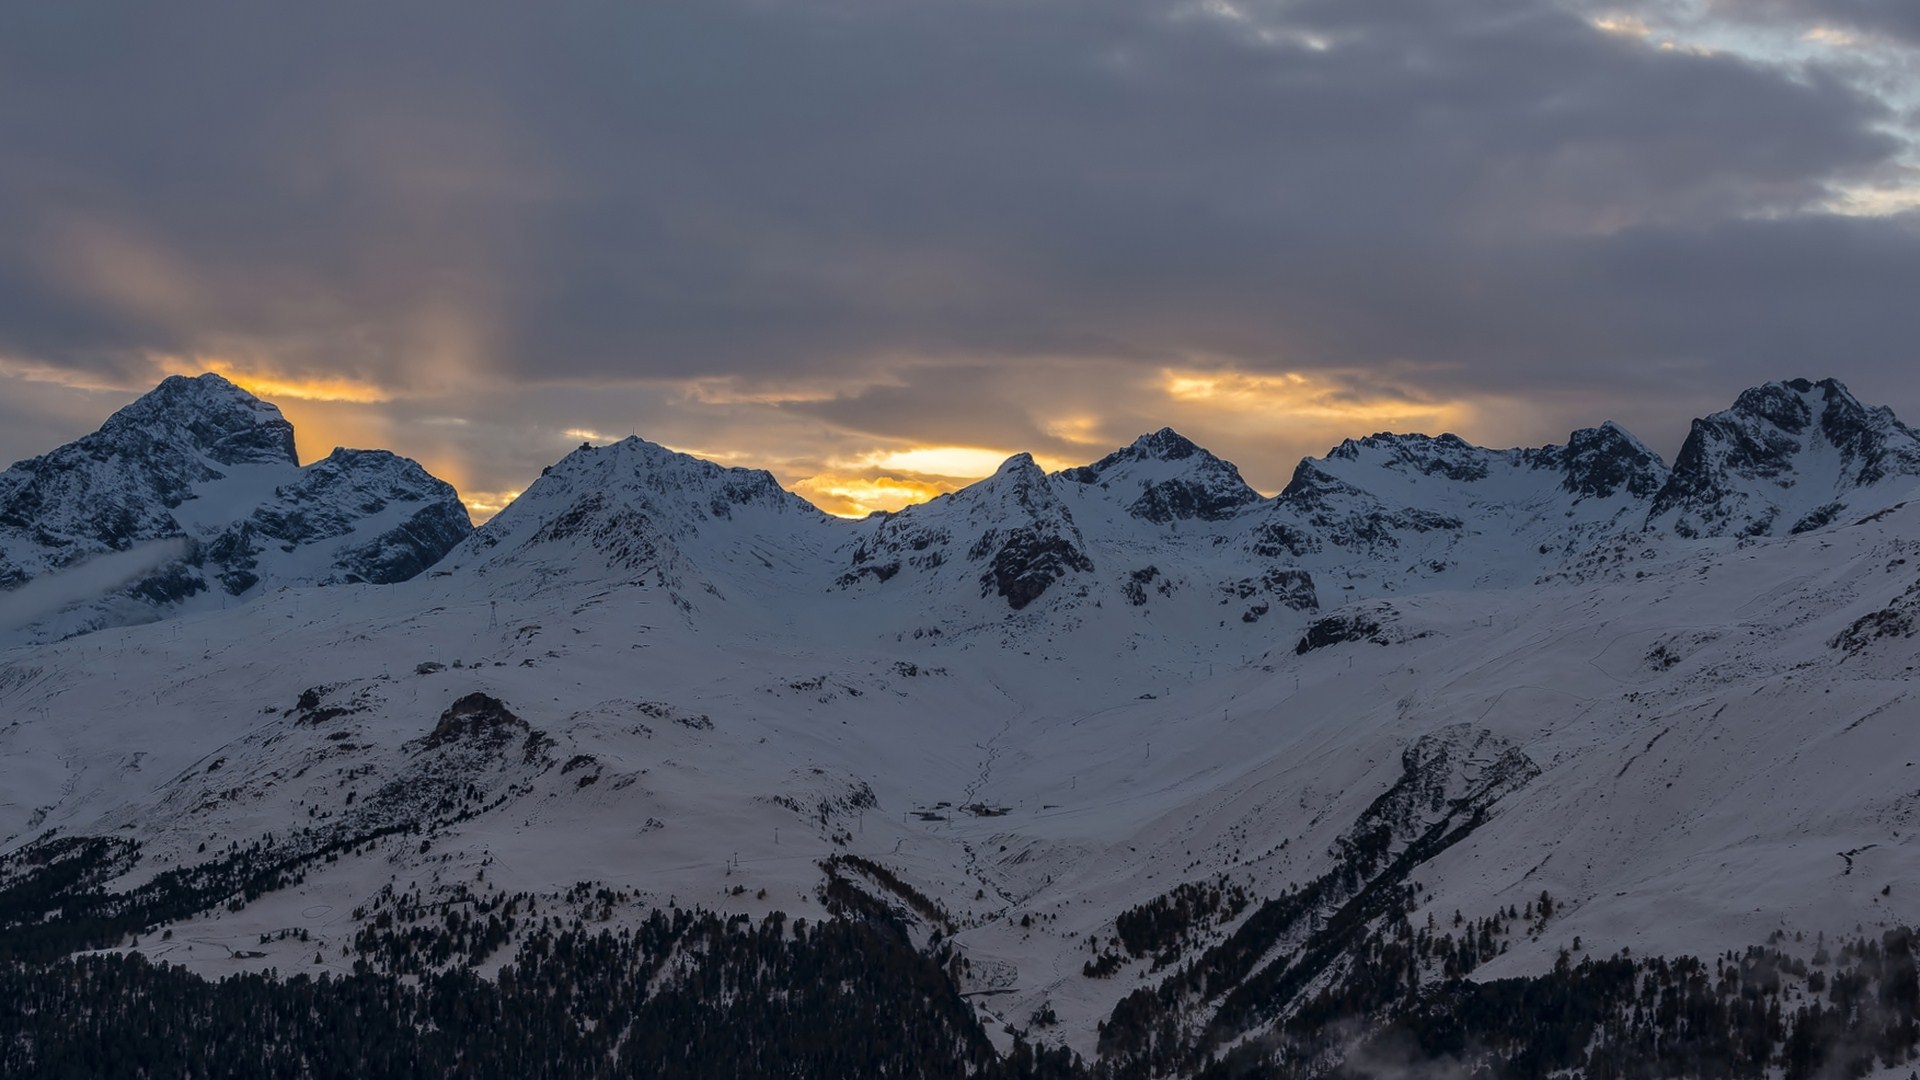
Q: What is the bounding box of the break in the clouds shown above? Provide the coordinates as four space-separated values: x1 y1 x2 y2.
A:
1701 0 1920 46
1 0 1917 517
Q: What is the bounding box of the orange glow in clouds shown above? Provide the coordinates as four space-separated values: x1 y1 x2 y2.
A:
112 359 1496 526
1160 368 1474 432
788 446 1081 517
790 475 960 517
156 357 394 404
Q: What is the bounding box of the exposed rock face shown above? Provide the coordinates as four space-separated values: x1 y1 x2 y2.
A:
1273 454 1467 555
1649 378 1920 538
841 453 1095 613
1325 431 1492 483
1056 427 1262 524
207 449 471 593
423 692 529 751
1555 422 1670 500
978 528 1096 610
0 374 297 588
0 374 470 637
1295 610 1388 654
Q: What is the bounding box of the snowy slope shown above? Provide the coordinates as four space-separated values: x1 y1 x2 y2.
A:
1250 421 1670 595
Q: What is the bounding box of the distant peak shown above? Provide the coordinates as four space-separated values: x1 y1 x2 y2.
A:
134 372 268 410
1128 427 1202 461
1323 431 1492 483
99 372 297 467
1061 427 1224 482
504 429 824 529
994 451 1040 476
1055 428 1258 522
1582 420 1655 452
1560 422 1667 500
1726 381 1815 433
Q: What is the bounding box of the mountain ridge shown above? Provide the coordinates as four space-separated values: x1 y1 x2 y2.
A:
14 374 1920 645
3 374 1920 1077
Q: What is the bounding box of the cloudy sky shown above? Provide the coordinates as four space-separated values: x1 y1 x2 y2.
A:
2 0 1917 518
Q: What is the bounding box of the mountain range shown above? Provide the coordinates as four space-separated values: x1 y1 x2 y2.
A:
2 373 1918 1077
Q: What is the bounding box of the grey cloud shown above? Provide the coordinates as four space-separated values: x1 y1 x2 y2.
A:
0 0 1916 494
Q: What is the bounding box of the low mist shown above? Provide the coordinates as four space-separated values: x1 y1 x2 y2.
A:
0 538 192 632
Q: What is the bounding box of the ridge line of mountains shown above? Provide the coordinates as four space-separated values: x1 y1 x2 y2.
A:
5 371 1920 1076
3 372 1918 643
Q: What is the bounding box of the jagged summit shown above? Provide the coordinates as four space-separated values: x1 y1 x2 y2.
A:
97 372 299 468
1554 421 1669 501
0 373 470 641
5 373 1912 645
1078 427 1206 466
0 375 297 575
1055 428 1261 524
1323 431 1493 483
1649 377 1920 537
840 450 1093 613
213 448 472 594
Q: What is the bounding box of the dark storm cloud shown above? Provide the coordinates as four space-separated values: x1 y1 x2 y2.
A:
0 0 1916 495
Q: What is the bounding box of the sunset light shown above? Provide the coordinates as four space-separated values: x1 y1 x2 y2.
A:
156 358 394 404
5 0 1920 1071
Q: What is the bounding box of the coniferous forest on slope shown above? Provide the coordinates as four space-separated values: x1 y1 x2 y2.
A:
4 831 1919 1078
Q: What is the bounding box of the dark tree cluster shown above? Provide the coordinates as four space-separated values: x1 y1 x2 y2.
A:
1102 875 1250 972
0 829 416 963
1 902 1084 1079
821 854 955 933
7 825 1919 1079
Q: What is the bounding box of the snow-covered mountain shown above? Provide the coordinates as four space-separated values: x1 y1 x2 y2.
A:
1054 427 1264 525
4 375 1920 1078
837 452 1096 617
1650 377 1920 538
0 373 471 641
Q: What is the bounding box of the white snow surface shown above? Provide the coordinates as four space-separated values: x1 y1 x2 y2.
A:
2 376 1920 1057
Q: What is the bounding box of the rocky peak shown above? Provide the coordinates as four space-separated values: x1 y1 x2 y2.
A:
528 437 815 522
592 437 814 520
984 453 1056 516
211 448 473 591
1324 432 1492 484
1056 429 1261 523
446 436 825 581
839 452 1093 611
1649 378 1920 538
1727 379 1815 434
0 373 470 639
1275 457 1363 509
1557 422 1668 501
97 372 298 468
1806 378 1920 487
1125 427 1203 462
